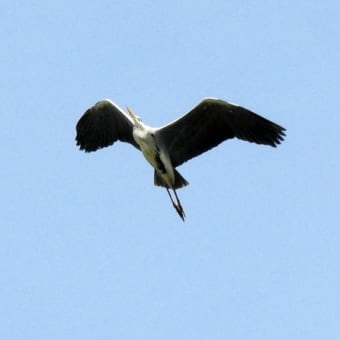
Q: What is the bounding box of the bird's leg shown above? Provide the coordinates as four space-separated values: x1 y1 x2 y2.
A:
166 188 185 221
173 188 185 220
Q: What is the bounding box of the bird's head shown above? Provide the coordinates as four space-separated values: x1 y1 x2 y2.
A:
127 106 144 129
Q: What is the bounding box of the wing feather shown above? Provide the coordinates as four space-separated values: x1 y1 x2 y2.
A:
156 98 286 167
75 100 139 152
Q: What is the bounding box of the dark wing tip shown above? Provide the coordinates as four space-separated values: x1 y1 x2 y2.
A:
226 102 287 148
75 103 118 152
271 125 286 147
265 122 286 147
199 98 287 147
252 122 286 148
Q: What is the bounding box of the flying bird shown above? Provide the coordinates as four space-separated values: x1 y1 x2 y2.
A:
75 98 286 220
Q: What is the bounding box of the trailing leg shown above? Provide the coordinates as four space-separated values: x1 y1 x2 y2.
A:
166 188 185 221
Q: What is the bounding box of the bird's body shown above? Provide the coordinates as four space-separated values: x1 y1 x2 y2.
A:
129 113 187 191
76 97 286 220
129 115 177 189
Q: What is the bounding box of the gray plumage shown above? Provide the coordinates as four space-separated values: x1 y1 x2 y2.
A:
76 97 286 220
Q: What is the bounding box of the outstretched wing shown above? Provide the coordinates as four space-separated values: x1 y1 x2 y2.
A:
75 99 140 152
156 98 286 167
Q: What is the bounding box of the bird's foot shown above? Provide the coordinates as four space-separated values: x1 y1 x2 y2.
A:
173 202 185 221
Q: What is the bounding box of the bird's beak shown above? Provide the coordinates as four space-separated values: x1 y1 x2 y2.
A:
127 106 137 123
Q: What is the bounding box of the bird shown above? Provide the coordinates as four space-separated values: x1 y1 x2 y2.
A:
75 97 286 221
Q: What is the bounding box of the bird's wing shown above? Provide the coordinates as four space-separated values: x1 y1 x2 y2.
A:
156 98 286 167
75 100 140 152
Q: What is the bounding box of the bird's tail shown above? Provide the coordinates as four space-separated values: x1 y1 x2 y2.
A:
154 169 189 189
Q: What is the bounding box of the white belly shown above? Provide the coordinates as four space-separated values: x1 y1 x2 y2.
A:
133 128 175 186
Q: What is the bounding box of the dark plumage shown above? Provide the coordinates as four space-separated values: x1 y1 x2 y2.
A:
76 100 139 152
75 97 286 220
156 98 285 167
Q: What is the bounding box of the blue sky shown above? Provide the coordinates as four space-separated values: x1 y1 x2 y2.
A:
1 1 339 339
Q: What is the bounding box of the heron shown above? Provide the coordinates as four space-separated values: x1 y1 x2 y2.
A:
75 97 286 221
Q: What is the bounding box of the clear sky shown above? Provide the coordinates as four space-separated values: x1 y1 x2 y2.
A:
1 1 339 339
